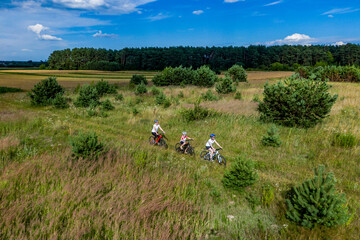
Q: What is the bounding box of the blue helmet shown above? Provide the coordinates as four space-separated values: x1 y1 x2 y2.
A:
154 120 158 123
210 134 215 137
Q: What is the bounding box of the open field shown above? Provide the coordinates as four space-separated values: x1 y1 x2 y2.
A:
0 71 359 239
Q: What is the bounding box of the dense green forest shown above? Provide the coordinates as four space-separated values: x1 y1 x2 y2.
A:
47 44 360 71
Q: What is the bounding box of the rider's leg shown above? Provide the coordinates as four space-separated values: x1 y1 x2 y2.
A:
180 141 185 150
209 148 214 160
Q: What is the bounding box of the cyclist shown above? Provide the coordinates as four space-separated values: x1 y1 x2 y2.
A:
206 134 222 161
180 132 193 153
152 120 166 143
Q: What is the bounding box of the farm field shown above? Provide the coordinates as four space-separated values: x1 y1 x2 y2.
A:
0 70 359 239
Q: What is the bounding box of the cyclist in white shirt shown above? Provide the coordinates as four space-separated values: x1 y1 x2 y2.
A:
152 120 166 143
206 134 222 161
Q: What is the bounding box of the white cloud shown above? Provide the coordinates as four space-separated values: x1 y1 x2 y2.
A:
92 30 117 38
264 1 282 7
333 41 346 46
21 49 33 52
322 8 359 16
192 10 204 15
328 14 334 18
224 0 245 3
28 23 62 40
53 0 106 9
147 13 170 21
40 34 62 41
266 33 315 45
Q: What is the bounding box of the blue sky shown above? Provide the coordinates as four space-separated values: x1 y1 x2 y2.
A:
0 0 360 60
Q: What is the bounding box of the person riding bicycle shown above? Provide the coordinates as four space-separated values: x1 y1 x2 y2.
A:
206 134 222 161
152 120 166 143
180 132 193 153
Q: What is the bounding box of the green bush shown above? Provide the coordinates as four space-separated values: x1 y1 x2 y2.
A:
74 84 100 108
201 90 219 101
87 108 97 117
155 92 167 105
134 82 147 95
163 99 172 108
178 91 184 98
101 99 115 111
132 107 139 115
39 64 46 70
52 93 69 109
115 93 124 101
297 66 360 82
181 102 213 122
270 62 284 71
215 76 236 94
258 75 338 128
152 66 194 86
286 165 350 229
331 132 357 148
150 86 161 95
29 76 64 106
222 157 258 190
130 75 148 85
234 91 242 100
261 125 281 147
0 86 23 94
70 131 105 159
193 66 218 87
95 80 117 96
227 64 247 82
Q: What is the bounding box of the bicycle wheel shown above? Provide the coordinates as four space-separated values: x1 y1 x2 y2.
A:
175 143 181 152
187 146 195 157
159 139 168 149
200 151 209 160
149 136 155 145
218 155 226 166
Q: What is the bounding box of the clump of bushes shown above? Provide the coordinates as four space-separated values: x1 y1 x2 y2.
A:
215 76 236 94
258 75 338 128
193 66 218 87
222 156 258 190
234 91 242 100
286 165 350 229
115 93 124 101
0 86 23 94
150 86 161 95
130 75 148 85
226 64 247 82
261 125 281 147
181 102 213 122
134 82 147 95
52 93 69 109
155 92 171 108
331 132 357 148
297 66 360 82
178 91 184 98
70 131 105 159
74 84 100 108
101 99 115 111
201 90 219 101
29 76 64 106
95 80 117 96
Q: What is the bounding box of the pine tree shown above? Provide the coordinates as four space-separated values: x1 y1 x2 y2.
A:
261 125 281 147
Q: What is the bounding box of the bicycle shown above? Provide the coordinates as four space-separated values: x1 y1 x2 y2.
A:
149 133 168 149
175 139 195 156
200 148 226 166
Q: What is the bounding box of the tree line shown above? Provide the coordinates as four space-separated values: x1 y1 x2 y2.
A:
47 44 360 71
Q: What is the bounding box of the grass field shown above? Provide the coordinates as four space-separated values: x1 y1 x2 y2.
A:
0 70 359 239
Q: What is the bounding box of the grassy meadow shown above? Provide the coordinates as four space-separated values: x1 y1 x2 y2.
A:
0 70 359 239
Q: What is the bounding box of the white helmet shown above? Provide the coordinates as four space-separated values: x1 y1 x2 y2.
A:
182 131 187 135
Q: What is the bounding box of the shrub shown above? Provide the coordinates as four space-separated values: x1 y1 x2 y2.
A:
201 90 219 101
101 99 115 111
222 156 258 190
132 107 140 115
152 66 194 86
155 92 167 105
227 64 247 82
130 75 148 85
258 75 338 128
297 66 360 82
234 91 242 100
215 76 236 94
163 98 171 108
286 165 350 229
115 93 124 101
134 82 147 95
74 84 100 108
178 91 184 98
95 80 117 96
261 125 281 147
70 131 105 159
181 102 213 122
270 62 284 71
39 64 46 70
331 132 357 148
150 86 161 96
29 76 64 106
87 108 97 117
193 66 218 87
0 86 23 94
52 93 69 109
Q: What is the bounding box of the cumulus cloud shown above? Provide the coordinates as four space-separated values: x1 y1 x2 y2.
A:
266 33 315 45
333 41 346 46
28 24 62 41
322 8 359 16
224 0 245 3
264 1 282 7
92 30 117 38
192 10 204 15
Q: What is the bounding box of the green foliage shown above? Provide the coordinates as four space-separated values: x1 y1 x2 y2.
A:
261 125 281 147
132 107 139 115
155 92 167 105
270 62 285 71
201 90 219 101
261 184 275 207
95 80 117 96
0 86 23 94
331 132 357 148
181 101 213 122
222 156 258 191
258 75 338 128
81 61 120 71
297 66 360 82
286 165 350 229
87 108 97 117
150 86 161 95
52 93 69 109
227 64 247 82
101 99 115 111
152 66 194 86
178 91 184 98
28 76 64 106
39 64 46 70
70 131 105 159
115 93 124 101
130 75 148 85
74 84 100 108
215 76 236 94
234 91 242 100
134 82 147 95
193 66 218 87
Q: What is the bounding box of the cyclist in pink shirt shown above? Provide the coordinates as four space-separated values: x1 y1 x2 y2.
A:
180 131 193 153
